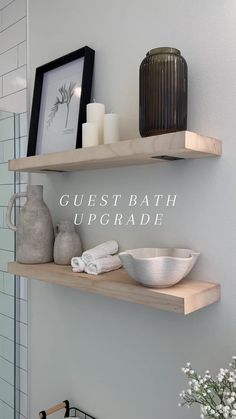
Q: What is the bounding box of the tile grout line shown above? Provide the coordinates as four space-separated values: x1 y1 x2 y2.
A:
0 375 28 396
0 15 26 35
0 0 15 12
0 86 26 100
0 397 28 419
0 310 28 325
0 289 28 302
0 40 26 58
0 63 26 79
0 333 27 349
0 288 28 301
0 354 27 373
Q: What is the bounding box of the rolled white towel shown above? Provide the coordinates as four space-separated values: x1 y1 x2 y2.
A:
85 255 122 275
82 240 118 264
71 256 86 273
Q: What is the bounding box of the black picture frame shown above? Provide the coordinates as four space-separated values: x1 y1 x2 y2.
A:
27 46 95 156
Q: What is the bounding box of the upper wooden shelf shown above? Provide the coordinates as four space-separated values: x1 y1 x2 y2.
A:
8 131 222 173
8 262 220 315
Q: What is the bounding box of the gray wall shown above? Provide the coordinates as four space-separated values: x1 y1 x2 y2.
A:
28 1 236 418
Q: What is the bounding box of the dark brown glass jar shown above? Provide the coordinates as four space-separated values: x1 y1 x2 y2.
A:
139 47 188 137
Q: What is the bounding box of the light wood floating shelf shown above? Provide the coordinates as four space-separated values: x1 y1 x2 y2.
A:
8 262 220 314
8 131 222 173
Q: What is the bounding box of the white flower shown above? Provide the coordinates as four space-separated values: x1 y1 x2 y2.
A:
179 357 236 418
226 398 233 405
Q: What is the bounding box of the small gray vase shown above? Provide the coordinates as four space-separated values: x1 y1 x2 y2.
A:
7 185 54 264
54 220 82 265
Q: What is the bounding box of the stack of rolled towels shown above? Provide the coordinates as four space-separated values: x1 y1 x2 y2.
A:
71 240 122 275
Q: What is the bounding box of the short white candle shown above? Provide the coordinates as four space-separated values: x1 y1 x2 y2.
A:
104 113 120 144
87 102 105 145
82 122 99 148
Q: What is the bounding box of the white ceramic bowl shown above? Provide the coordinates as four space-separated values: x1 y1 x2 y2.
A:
119 248 200 288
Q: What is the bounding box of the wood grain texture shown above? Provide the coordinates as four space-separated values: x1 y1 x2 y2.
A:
8 262 220 314
39 402 66 418
8 131 222 173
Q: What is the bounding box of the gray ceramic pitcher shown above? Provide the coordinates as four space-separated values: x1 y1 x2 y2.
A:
7 185 54 264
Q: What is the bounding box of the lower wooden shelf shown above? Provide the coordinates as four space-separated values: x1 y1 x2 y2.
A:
8 262 220 315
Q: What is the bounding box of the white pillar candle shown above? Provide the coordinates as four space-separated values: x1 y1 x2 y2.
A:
104 113 120 144
82 122 99 148
87 102 105 145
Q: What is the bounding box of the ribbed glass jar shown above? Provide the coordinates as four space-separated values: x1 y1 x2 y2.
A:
139 47 188 137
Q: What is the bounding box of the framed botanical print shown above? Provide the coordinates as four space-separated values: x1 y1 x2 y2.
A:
27 46 95 156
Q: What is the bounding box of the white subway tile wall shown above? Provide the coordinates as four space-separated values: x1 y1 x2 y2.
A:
1 0 26 32
3 65 27 96
0 48 18 76
0 18 26 55
0 88 27 113
0 0 28 418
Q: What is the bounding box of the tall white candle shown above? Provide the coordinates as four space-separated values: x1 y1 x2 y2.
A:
104 113 120 144
82 122 99 148
87 102 105 145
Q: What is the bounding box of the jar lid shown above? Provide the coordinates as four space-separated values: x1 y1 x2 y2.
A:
147 47 180 56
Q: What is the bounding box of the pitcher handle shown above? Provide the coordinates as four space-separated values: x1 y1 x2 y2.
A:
6 192 28 232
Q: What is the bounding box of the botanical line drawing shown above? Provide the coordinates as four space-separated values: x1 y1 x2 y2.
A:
47 81 76 129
